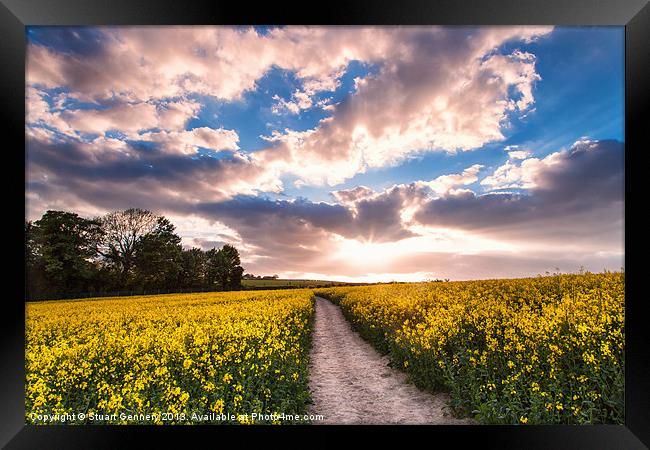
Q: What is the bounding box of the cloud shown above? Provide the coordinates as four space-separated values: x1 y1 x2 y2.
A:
27 92 203 140
317 250 623 282
415 164 483 195
195 195 407 245
417 139 624 248
25 134 282 222
26 131 623 280
26 26 387 104
167 214 245 251
480 150 564 189
27 26 554 192
61 102 161 135
507 150 531 160
331 186 375 205
480 50 541 111
272 90 314 115
195 140 623 277
25 27 625 281
139 127 240 155
250 27 552 186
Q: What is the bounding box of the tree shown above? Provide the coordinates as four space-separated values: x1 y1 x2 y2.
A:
230 265 244 289
179 248 207 288
132 216 183 290
204 248 220 287
26 210 103 298
97 208 159 287
220 244 244 289
25 221 46 299
205 244 244 290
25 208 248 298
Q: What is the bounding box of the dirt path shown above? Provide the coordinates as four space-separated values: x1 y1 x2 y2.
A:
308 297 472 425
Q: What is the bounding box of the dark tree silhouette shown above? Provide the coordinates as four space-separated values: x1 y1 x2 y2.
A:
179 248 207 288
206 244 244 290
26 211 103 298
97 208 159 287
25 208 246 300
132 217 183 290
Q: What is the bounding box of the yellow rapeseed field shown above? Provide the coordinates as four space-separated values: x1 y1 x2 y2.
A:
26 289 314 424
316 272 624 424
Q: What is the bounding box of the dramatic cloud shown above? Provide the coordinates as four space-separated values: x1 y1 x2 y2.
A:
26 133 623 279
25 26 624 280
165 139 620 278
416 139 624 249
27 26 553 192
25 135 282 221
255 27 553 186
198 139 622 277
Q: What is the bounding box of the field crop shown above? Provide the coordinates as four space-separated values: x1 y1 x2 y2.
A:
26 290 314 424
316 272 624 424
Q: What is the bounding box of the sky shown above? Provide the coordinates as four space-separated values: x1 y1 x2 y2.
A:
25 26 625 282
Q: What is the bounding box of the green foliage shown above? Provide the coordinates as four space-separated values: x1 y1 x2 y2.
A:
133 217 183 290
26 209 246 300
26 211 103 299
206 244 244 290
179 248 207 288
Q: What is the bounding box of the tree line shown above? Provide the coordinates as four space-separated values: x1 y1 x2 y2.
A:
25 209 245 300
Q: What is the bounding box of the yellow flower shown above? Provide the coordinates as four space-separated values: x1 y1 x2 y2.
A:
237 414 252 424
25 271 624 426
25 288 315 425
212 399 224 414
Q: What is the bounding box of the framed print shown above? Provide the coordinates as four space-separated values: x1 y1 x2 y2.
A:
2 0 648 448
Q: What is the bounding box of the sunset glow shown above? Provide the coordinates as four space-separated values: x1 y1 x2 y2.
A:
25 26 624 281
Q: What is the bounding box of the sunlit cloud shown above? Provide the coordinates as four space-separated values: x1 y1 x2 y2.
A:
25 26 624 281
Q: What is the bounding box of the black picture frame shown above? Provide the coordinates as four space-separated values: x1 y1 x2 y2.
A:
2 0 647 448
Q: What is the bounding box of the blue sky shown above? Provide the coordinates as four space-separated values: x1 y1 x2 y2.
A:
277 27 624 202
25 26 625 281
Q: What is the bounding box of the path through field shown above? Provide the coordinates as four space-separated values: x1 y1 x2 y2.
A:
308 297 471 424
